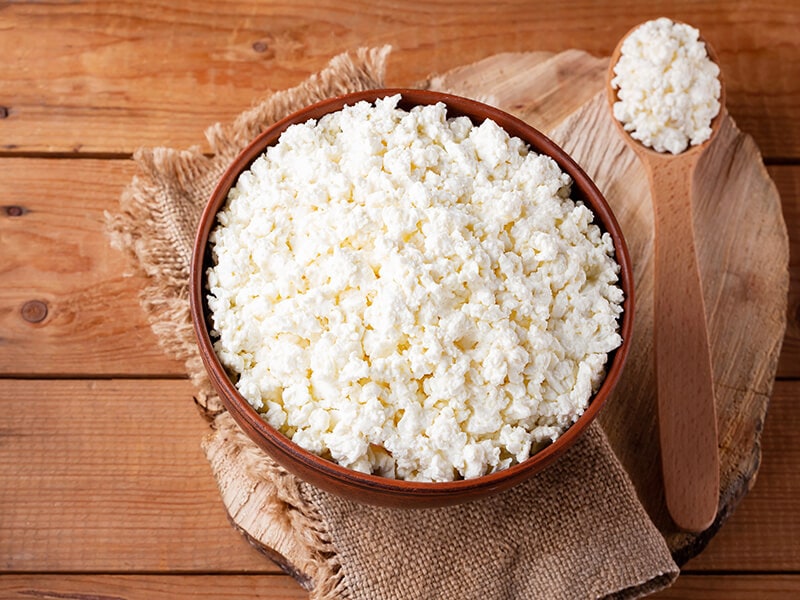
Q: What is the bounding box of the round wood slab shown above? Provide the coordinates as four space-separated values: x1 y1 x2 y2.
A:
203 49 789 577
426 49 789 562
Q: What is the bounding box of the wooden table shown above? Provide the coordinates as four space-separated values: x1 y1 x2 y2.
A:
1 2 797 598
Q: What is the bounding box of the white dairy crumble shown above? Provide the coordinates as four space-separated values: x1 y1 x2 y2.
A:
207 95 623 482
611 17 721 154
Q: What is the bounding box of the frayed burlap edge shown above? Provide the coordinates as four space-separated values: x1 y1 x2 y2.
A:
206 411 349 599
105 45 391 600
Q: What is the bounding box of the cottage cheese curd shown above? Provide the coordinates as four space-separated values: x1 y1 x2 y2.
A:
207 95 623 482
611 17 721 154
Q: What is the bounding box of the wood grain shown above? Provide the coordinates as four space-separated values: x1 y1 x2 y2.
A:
0 575 307 599
0 379 272 572
770 165 800 379
652 575 800 599
0 159 183 376
1 573 798 599
0 379 797 576
0 1 797 157
684 380 800 571
644 151 720 534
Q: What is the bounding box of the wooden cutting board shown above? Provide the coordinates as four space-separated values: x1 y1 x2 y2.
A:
204 49 789 577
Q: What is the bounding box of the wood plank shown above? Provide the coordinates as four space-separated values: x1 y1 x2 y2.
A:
0 575 307 600
684 379 800 571
0 379 275 572
0 158 794 383
1 574 798 600
652 575 800 599
770 165 800 378
0 1 797 157
0 158 183 376
1 378 797 574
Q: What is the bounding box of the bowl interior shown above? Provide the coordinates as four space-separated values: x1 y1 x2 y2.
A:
190 88 635 505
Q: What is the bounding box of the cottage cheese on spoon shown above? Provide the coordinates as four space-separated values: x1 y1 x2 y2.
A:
611 17 721 154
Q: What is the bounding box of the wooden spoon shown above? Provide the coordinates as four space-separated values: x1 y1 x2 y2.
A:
606 24 725 533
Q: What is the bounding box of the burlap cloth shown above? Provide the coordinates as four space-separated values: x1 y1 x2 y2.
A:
107 47 679 599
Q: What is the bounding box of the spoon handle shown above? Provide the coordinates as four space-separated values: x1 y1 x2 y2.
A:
647 155 719 533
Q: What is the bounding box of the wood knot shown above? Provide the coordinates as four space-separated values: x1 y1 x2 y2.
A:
252 41 268 53
4 205 26 217
21 300 48 323
0 106 8 119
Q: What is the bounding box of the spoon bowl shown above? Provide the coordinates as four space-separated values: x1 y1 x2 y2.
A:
607 22 727 161
606 21 724 533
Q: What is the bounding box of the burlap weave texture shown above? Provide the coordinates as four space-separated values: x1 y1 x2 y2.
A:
107 46 679 600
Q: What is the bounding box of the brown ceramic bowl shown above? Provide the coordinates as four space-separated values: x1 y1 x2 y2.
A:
190 89 634 508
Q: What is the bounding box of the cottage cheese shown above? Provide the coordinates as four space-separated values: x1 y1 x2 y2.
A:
207 95 624 482
611 17 721 154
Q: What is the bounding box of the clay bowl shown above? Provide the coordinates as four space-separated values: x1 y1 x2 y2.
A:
190 89 635 508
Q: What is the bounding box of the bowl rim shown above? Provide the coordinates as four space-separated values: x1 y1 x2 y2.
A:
189 88 635 499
